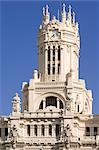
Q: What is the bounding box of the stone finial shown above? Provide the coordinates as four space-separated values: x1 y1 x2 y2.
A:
63 3 66 13
45 5 49 15
69 5 72 14
73 12 75 25
12 93 21 114
68 5 72 24
13 93 20 101
43 7 45 16
44 5 50 23
62 3 66 23
76 22 79 36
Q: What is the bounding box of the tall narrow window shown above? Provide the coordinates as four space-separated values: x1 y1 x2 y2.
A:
77 105 79 112
58 46 60 61
94 127 97 136
49 125 52 136
58 63 60 74
48 64 50 75
48 46 50 61
53 46 55 61
56 124 60 136
52 64 55 74
34 125 37 136
0 128 1 137
86 127 90 136
41 125 45 136
27 125 30 136
5 128 8 137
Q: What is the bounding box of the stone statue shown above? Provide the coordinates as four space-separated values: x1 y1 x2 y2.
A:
9 125 18 149
63 124 72 149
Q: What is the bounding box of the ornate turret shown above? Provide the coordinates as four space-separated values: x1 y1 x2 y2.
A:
38 4 80 82
12 93 21 115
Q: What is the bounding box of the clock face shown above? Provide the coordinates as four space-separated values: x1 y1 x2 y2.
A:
50 29 60 40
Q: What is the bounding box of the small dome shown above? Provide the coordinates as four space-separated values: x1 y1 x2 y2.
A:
13 93 20 101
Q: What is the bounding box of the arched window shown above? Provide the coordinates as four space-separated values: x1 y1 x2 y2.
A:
34 125 37 136
46 96 57 107
39 97 64 110
49 124 52 136
41 125 45 136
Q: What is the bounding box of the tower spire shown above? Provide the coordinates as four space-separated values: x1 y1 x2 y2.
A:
45 5 50 23
73 12 75 26
62 3 66 23
45 5 49 15
43 7 45 16
68 5 72 24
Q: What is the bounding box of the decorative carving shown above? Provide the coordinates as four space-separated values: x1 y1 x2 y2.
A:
8 125 19 149
61 124 72 149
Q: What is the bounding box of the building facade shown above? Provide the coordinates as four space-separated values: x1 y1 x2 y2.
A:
0 4 99 150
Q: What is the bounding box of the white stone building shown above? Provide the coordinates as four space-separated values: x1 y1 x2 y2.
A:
0 4 99 150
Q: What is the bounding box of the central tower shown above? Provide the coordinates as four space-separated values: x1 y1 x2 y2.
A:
38 4 80 82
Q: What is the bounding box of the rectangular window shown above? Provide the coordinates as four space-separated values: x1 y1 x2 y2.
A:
56 124 60 136
49 125 52 136
27 125 30 136
94 127 97 136
5 128 8 137
58 46 60 61
86 127 90 136
53 46 55 61
34 125 37 136
48 46 50 61
52 64 55 74
41 125 45 136
58 63 60 74
77 105 79 112
48 64 50 75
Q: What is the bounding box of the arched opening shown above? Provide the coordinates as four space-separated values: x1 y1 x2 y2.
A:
46 96 57 107
39 96 64 110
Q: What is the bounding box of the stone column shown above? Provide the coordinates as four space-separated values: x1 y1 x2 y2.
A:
31 125 34 137
52 125 56 137
57 98 60 109
43 98 46 109
38 125 41 137
45 125 48 137
24 125 27 137
55 46 58 75
90 127 93 136
45 48 47 74
50 45 53 75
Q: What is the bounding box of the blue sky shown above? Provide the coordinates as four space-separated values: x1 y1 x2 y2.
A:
0 0 99 115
